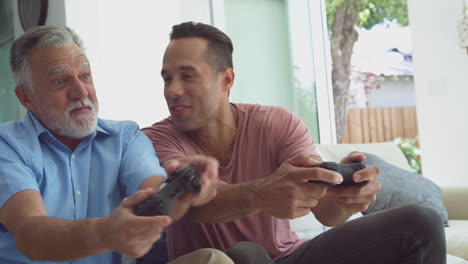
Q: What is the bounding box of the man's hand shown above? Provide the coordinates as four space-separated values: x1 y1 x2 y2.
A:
326 151 381 214
254 154 343 219
163 155 219 219
99 189 171 258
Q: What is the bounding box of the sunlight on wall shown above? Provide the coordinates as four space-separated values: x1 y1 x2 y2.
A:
408 0 468 187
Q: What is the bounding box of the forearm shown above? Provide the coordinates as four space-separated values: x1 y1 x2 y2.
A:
14 216 107 261
186 180 263 223
311 197 353 227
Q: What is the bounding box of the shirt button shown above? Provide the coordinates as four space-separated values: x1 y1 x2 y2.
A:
76 190 81 196
71 154 75 160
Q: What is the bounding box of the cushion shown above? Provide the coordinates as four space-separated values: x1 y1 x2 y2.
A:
446 220 468 260
361 152 449 226
316 142 412 171
447 254 468 264
289 211 326 239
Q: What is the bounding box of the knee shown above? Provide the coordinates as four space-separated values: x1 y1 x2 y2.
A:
226 241 267 255
225 241 273 264
396 204 444 233
192 248 234 264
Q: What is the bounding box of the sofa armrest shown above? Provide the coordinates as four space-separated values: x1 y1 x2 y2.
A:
442 187 468 220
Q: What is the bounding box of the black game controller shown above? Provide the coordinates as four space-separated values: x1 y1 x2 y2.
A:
308 162 368 187
135 167 201 216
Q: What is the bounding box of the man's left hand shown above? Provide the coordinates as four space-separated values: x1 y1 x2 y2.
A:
326 151 381 214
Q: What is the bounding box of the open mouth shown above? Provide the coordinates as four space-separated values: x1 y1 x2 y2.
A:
170 104 191 116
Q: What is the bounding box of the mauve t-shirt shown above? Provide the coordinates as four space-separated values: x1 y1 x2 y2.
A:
142 103 319 261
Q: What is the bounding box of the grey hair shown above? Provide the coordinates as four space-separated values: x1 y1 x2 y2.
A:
10 25 86 92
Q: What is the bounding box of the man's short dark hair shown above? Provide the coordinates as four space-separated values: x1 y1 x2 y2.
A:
170 22 233 73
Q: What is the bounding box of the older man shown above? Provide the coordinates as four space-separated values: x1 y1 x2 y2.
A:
0 25 232 264
142 21 447 264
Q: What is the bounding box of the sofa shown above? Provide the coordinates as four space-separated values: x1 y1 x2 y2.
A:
291 142 468 263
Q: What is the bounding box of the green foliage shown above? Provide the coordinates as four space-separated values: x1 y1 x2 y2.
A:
325 0 409 30
325 0 348 30
394 137 422 174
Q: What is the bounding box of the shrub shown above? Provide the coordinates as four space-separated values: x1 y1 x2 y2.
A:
394 137 422 174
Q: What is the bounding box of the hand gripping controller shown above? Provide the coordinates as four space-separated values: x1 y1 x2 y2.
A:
308 162 368 187
135 167 201 216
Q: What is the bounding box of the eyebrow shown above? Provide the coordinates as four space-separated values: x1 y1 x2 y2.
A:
47 61 90 76
161 65 197 75
80 60 90 67
47 66 66 76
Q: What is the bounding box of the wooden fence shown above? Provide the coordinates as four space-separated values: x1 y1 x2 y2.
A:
342 107 419 144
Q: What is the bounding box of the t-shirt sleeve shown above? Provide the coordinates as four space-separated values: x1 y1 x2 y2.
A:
0 137 40 211
267 107 319 165
119 124 167 196
142 121 188 164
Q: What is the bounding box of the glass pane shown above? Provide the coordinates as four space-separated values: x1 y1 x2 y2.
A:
0 39 20 124
224 0 320 142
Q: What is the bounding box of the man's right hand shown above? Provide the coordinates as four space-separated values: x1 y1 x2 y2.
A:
254 154 343 219
164 155 219 208
99 188 172 258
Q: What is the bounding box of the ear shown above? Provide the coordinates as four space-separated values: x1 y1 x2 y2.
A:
221 68 235 93
15 85 34 110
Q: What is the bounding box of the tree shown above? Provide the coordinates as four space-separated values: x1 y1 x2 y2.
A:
325 0 408 143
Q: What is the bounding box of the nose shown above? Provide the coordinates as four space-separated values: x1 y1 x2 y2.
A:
69 77 89 99
165 79 184 98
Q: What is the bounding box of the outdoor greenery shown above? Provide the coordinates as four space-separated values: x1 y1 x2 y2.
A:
325 0 409 143
326 0 409 30
394 137 422 174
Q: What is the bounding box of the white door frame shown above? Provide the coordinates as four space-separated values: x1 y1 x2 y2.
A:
308 0 336 144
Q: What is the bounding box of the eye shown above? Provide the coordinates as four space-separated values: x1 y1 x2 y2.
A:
50 78 68 90
53 79 65 85
80 72 93 82
162 76 172 83
182 73 194 80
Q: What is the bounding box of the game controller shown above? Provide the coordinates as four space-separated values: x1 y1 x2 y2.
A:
308 162 368 187
135 167 201 216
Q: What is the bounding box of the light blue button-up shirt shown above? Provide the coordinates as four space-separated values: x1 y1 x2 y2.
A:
0 112 167 264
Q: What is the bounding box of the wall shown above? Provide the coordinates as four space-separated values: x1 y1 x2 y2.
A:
367 78 416 108
408 0 468 186
348 76 416 109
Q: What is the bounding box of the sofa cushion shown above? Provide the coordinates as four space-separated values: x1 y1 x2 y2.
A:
447 254 468 263
289 211 326 239
316 142 412 171
362 152 449 226
446 220 468 260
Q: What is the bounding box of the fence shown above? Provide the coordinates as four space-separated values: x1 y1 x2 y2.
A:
342 107 419 144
